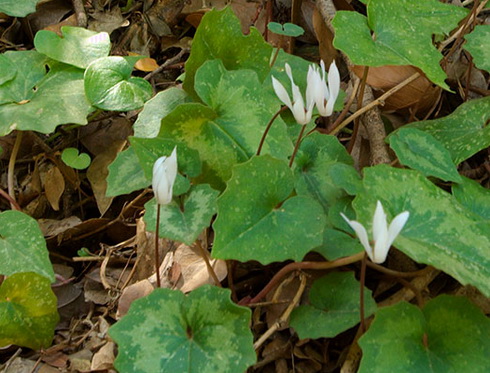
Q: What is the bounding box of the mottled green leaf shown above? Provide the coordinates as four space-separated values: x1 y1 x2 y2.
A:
133 88 191 138
144 185 219 244
294 133 355 212
359 295 490 373
34 26 110 69
317 228 364 260
332 0 467 90
388 128 462 182
0 272 59 350
464 25 490 73
213 156 326 264
0 54 15 85
404 96 490 164
84 56 153 111
352 165 490 296
0 210 55 281
290 272 376 339
183 7 272 99
159 60 292 189
109 286 256 373
452 176 490 220
0 51 93 136
106 147 149 197
0 0 39 17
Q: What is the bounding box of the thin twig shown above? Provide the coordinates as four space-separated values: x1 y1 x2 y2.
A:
359 252 367 333
330 72 420 135
144 48 189 81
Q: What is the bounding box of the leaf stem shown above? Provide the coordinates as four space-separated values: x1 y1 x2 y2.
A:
195 240 222 287
359 252 367 333
246 252 365 305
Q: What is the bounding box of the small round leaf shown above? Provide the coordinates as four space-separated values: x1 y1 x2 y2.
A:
61 147 91 170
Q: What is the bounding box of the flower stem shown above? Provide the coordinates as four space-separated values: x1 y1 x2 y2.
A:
359 252 367 333
257 106 287 156
288 124 307 167
155 203 162 288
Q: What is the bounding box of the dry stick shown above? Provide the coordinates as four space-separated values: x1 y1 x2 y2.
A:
195 240 222 287
330 72 421 136
248 251 364 304
257 106 288 155
7 131 22 209
144 48 189 81
326 78 361 134
253 272 307 350
289 124 307 167
71 0 87 27
155 204 162 288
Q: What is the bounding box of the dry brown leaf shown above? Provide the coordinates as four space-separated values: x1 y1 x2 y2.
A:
116 279 154 319
80 117 131 156
352 65 441 114
87 140 126 216
88 7 129 35
43 14 78 35
42 165 65 211
90 341 115 371
134 57 160 72
312 7 337 67
38 216 82 237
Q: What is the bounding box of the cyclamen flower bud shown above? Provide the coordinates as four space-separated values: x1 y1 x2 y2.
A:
152 147 177 206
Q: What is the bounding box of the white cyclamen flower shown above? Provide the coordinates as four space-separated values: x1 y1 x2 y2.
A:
272 63 315 125
340 201 410 264
152 146 177 205
307 60 340 117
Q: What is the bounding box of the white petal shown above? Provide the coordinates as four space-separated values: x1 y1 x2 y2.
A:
272 76 293 110
372 201 389 263
340 213 374 261
152 147 178 206
386 211 410 248
324 61 340 116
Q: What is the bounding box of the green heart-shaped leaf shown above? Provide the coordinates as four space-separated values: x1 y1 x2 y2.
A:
34 26 110 69
359 295 490 372
61 147 91 170
84 56 153 111
109 286 256 372
0 0 39 17
144 184 219 245
464 25 490 73
267 22 305 37
0 210 55 281
212 155 326 264
290 272 376 339
0 272 59 350
0 51 93 136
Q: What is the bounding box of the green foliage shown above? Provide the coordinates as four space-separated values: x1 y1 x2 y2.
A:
403 96 490 164
0 272 59 350
84 56 153 111
0 210 55 282
183 7 272 99
212 155 326 264
290 272 376 339
34 27 110 69
61 147 91 170
144 185 219 245
388 128 462 183
332 0 467 90
0 0 39 17
0 51 93 136
464 25 490 73
159 59 292 189
452 176 490 220
352 165 490 297
133 88 191 138
359 295 490 372
267 22 305 37
109 286 256 373
106 147 149 197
